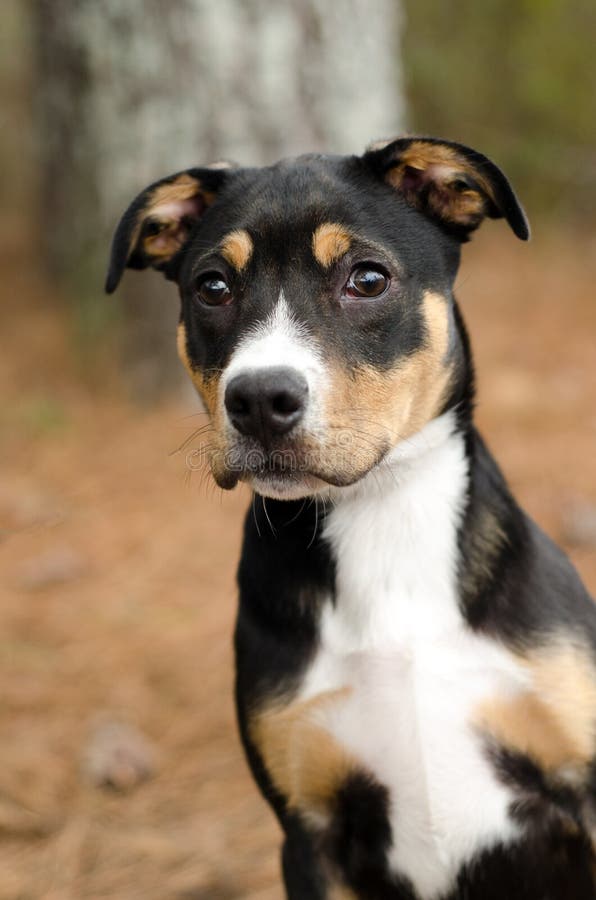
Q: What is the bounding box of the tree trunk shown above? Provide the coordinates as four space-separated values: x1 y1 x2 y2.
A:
34 0 405 401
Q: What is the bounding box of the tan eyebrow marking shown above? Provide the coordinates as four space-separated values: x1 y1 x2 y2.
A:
220 229 253 272
312 222 352 268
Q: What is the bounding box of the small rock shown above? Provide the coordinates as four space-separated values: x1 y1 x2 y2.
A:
0 795 55 838
15 546 87 591
560 499 596 548
0 481 66 530
82 717 158 792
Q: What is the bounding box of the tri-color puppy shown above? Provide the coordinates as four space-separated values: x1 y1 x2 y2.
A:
106 137 596 899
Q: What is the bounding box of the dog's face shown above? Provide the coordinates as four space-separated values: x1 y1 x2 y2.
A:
107 138 528 499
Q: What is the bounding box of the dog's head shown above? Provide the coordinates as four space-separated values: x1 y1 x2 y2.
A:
106 137 528 499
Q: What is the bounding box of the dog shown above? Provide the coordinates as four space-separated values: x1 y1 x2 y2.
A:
106 136 596 899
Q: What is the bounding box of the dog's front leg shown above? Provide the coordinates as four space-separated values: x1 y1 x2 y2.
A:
281 816 329 899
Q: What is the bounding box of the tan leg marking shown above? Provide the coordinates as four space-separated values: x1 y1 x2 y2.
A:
312 223 352 269
476 638 596 772
251 689 357 818
220 229 254 272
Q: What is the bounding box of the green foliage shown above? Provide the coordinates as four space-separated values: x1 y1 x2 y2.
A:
402 0 596 222
18 395 70 436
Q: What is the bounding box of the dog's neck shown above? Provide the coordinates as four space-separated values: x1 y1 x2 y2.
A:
323 412 470 647
330 411 467 499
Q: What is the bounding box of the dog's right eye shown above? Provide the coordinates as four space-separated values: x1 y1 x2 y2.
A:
194 273 232 306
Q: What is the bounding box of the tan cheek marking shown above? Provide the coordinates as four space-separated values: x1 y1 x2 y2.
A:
476 639 596 772
312 223 352 269
220 229 253 272
177 323 235 484
176 321 192 372
392 290 453 439
176 322 220 417
322 290 452 478
251 689 356 816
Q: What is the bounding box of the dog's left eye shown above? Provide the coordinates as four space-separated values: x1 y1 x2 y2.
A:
343 266 389 300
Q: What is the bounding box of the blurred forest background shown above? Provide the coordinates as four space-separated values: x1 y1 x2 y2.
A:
1 2 595 898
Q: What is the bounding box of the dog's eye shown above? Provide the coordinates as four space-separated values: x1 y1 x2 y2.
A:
343 266 389 300
195 273 232 306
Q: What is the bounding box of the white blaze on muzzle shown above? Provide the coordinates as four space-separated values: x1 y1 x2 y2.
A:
220 292 326 437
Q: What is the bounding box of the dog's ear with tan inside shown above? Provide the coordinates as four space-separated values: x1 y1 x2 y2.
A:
363 136 530 241
105 165 233 294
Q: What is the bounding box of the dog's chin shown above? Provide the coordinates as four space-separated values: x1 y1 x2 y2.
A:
214 462 386 500
210 461 327 498
248 471 329 500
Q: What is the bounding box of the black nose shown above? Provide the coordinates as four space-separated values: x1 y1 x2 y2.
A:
224 367 308 443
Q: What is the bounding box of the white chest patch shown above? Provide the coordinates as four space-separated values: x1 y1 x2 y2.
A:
302 414 526 900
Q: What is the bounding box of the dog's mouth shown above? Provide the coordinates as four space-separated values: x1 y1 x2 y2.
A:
210 436 389 499
215 443 325 497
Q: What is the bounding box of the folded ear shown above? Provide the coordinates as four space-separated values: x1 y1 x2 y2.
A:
105 165 232 294
362 136 529 241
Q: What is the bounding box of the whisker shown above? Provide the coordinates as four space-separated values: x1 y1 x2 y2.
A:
178 410 211 421
262 497 276 537
307 497 319 549
170 424 215 455
252 495 262 538
283 498 308 526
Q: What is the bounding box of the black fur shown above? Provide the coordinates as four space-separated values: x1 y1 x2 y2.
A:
323 772 414 900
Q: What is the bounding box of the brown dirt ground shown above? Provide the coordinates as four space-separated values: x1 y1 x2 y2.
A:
1 227 595 899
